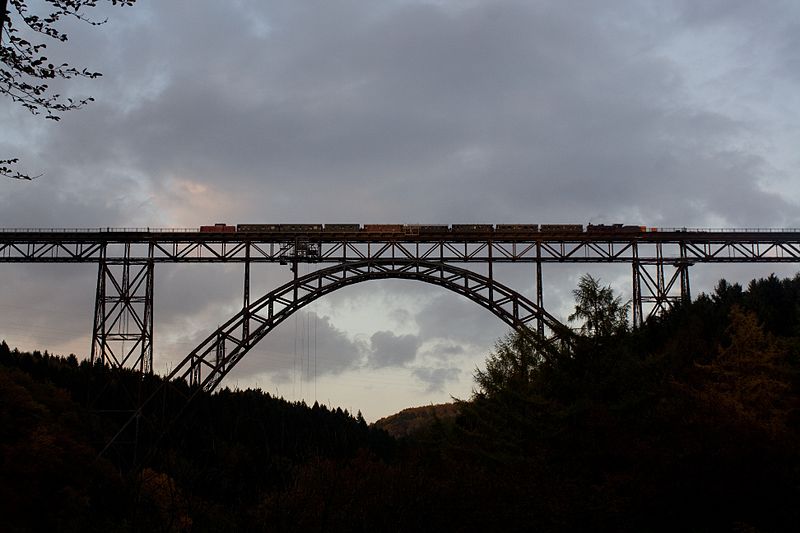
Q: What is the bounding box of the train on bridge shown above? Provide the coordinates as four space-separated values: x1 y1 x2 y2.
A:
199 223 651 234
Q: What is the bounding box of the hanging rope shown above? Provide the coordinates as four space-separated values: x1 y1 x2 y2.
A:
293 303 297 400
314 310 317 403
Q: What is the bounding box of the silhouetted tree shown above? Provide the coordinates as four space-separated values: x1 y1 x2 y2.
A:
473 329 545 398
568 273 629 338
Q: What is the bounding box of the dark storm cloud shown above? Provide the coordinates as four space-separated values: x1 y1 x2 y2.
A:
412 366 461 393
5 0 795 227
200 312 367 384
0 157 150 228
368 330 421 368
0 264 97 351
416 291 509 347
153 264 245 329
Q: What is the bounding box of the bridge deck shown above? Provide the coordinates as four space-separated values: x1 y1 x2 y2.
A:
2 228 800 263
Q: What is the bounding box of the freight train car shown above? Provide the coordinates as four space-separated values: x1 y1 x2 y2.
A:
452 224 493 233
324 224 361 232
495 224 539 233
279 224 323 232
237 224 323 233
200 223 236 233
363 224 404 233
237 224 279 232
587 224 647 233
417 225 449 233
540 224 584 233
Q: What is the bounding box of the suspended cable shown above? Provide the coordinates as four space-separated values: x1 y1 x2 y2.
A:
293 305 297 400
306 310 310 386
314 310 317 403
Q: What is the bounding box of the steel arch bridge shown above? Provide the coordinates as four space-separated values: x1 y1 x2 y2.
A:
4 224 800 379
97 258 572 459
172 258 571 394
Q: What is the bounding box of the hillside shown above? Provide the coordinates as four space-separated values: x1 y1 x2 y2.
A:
373 402 460 437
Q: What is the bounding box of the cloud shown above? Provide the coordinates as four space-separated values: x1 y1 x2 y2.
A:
6 0 797 228
368 330 421 368
222 312 367 383
421 342 465 358
416 292 508 347
0 264 96 354
412 366 462 393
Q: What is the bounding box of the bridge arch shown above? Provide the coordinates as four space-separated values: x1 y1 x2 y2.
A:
165 259 572 393
100 258 574 458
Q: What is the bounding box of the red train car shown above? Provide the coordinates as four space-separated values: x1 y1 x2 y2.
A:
363 224 404 233
200 223 236 233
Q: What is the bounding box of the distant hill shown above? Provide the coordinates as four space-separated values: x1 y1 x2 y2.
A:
373 402 460 437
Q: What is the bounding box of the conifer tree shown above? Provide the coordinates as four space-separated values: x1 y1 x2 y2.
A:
568 274 628 338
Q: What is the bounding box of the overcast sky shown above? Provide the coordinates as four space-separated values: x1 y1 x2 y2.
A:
2 0 799 420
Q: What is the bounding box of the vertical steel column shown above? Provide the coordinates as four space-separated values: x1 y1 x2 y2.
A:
487 238 493 305
679 241 692 303
292 238 300 301
632 242 642 329
191 355 201 387
243 242 250 343
656 243 666 308
90 243 108 364
215 330 226 376
142 242 154 374
536 241 544 336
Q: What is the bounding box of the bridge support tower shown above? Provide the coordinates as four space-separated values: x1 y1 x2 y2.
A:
91 242 155 373
631 241 693 328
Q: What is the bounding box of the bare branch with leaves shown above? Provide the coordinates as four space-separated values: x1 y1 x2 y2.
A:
1 0 136 179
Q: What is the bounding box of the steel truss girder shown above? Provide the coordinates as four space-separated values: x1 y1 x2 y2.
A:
4 233 800 264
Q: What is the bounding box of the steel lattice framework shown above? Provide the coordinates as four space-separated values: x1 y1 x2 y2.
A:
95 258 572 458
4 227 800 376
168 259 568 391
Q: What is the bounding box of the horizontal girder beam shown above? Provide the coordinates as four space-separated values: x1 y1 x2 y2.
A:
3 232 800 264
